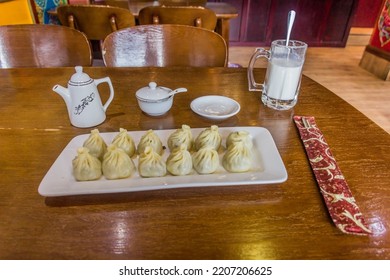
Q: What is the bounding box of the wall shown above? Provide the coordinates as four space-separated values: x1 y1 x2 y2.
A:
217 0 359 47
352 0 383 27
209 0 359 47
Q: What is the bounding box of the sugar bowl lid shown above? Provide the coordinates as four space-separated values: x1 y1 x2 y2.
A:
136 82 171 102
68 66 93 86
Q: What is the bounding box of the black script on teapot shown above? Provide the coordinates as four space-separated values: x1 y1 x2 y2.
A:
74 92 95 115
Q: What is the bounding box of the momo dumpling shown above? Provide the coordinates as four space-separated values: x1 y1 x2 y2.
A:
111 128 136 157
226 131 253 150
192 147 219 174
166 144 193 176
72 147 102 181
137 129 163 155
83 129 107 160
167 124 193 151
138 146 167 177
222 140 252 173
194 125 222 151
102 145 135 180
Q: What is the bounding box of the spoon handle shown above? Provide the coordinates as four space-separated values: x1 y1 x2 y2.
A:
286 10 296 46
167 87 187 97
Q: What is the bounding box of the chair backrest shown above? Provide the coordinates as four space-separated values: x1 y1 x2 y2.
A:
57 4 136 41
138 6 217 30
0 24 92 68
102 24 227 67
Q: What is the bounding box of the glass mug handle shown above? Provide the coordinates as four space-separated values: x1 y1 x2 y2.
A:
247 48 270 91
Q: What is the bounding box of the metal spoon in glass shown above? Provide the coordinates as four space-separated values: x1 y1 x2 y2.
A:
286 10 296 47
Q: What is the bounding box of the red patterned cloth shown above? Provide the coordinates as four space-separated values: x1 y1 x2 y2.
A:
369 0 390 52
293 116 371 235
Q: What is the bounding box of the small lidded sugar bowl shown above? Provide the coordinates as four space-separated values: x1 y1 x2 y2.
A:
135 82 187 116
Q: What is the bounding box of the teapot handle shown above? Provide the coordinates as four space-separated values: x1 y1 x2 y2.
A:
95 77 114 112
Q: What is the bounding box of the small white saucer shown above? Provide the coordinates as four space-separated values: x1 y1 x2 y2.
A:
190 95 240 121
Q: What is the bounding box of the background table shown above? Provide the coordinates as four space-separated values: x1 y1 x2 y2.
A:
0 67 389 259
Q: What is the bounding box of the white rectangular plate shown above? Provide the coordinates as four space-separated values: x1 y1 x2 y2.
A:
38 127 287 197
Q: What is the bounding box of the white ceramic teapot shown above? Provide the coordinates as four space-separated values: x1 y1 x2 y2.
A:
53 66 114 128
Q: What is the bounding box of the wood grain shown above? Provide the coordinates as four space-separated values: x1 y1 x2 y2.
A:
137 6 217 30
56 4 136 40
0 24 92 68
102 25 227 67
0 67 389 259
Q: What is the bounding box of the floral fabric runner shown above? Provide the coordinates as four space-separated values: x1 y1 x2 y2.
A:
293 116 371 235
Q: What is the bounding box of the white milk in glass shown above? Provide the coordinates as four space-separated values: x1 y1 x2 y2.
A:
264 56 303 101
248 39 307 110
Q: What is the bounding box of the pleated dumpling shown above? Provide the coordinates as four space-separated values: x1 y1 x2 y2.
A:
137 129 163 155
83 129 107 160
226 131 253 150
138 146 167 177
222 140 252 173
192 147 219 174
166 144 193 176
167 124 193 151
102 145 135 180
194 125 222 151
72 147 102 181
111 128 136 157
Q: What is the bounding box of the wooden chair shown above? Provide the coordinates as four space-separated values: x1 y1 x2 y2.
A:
0 24 92 68
57 4 136 41
102 24 227 67
138 6 217 30
57 4 135 59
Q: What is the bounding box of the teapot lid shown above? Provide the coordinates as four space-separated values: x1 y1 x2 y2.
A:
136 82 171 101
69 66 93 86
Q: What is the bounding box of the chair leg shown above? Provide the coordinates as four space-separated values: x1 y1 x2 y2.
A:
195 17 202 27
109 16 118 31
68 14 76 29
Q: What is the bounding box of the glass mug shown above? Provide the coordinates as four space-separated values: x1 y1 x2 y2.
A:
247 40 307 110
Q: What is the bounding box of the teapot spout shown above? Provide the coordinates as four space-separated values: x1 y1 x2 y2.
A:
53 84 71 107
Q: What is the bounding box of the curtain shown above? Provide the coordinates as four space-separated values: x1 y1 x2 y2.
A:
369 0 390 52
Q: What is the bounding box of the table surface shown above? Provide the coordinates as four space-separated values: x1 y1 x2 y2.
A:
129 2 239 18
0 67 389 260
49 2 239 18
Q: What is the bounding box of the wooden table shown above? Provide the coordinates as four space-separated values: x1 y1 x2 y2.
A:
0 67 389 259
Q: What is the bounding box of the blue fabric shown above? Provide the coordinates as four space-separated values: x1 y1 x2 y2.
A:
34 0 67 24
